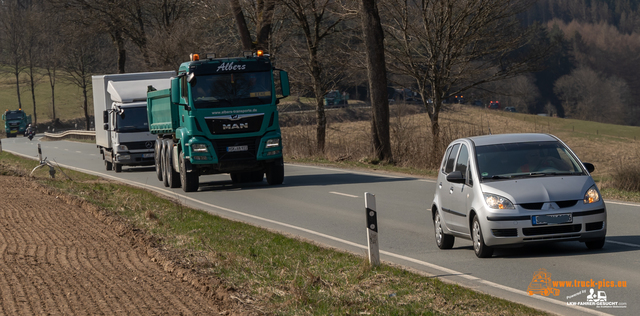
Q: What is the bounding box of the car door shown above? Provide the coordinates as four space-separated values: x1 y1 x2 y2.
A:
448 143 471 234
439 143 460 231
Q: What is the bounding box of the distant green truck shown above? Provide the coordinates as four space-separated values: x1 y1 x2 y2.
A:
147 52 290 192
2 109 32 137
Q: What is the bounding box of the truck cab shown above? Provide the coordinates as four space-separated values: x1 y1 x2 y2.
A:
3 109 32 137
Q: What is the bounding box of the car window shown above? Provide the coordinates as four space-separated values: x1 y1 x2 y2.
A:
444 144 460 174
455 144 469 178
441 146 453 173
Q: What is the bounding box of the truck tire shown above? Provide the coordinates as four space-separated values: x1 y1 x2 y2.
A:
154 138 163 181
105 159 113 171
180 152 199 192
161 140 169 187
164 140 180 188
266 158 284 185
114 163 122 173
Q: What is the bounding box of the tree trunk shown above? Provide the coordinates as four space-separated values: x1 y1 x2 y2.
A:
360 0 392 162
83 83 90 130
230 0 252 51
14 71 22 109
29 66 37 125
256 0 276 51
114 30 126 73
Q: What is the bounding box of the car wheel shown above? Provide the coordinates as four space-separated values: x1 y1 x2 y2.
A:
155 139 163 181
180 152 199 192
472 215 493 258
434 210 454 249
585 238 605 250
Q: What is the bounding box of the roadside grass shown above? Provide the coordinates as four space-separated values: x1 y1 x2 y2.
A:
0 151 549 315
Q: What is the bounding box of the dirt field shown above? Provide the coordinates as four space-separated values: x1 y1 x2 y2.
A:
0 175 258 316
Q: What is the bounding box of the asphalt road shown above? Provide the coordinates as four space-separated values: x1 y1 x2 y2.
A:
2 135 638 316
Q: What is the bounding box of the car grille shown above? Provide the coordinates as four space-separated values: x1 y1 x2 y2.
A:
491 229 518 237
212 137 260 161
522 224 582 236
585 221 604 231
520 200 579 210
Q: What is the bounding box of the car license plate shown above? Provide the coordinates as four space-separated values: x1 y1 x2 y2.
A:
227 145 248 152
143 153 154 158
532 213 572 225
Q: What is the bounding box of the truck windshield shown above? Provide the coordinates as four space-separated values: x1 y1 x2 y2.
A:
191 71 272 108
115 107 150 133
5 112 23 120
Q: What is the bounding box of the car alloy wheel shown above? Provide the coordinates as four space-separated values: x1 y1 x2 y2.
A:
434 210 454 249
472 215 493 258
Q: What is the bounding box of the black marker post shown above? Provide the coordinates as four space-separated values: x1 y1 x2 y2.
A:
364 192 380 267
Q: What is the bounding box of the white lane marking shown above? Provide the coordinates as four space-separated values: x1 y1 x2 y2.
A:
76 151 82 153
607 240 640 248
292 163 437 182
0 150 619 316
330 191 359 198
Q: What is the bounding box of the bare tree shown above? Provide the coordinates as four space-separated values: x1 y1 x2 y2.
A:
0 0 27 109
229 0 277 51
360 0 392 162
280 0 352 153
24 6 45 125
380 0 549 164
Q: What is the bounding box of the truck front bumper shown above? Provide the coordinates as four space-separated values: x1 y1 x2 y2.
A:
114 152 155 166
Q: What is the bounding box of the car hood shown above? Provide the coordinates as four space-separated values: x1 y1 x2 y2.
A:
480 175 595 204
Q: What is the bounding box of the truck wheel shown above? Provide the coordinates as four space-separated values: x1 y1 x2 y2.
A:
180 152 198 192
155 139 163 181
164 140 180 188
105 159 113 171
266 158 284 185
114 163 122 173
161 140 169 187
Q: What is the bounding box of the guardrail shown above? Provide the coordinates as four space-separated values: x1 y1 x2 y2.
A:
44 130 96 141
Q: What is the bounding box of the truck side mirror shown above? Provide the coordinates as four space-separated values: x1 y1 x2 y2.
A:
103 123 109 130
103 110 108 124
1 114 5 120
279 70 290 98
170 77 181 105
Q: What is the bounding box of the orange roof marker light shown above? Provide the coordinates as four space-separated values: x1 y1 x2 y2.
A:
256 50 264 57
190 53 200 61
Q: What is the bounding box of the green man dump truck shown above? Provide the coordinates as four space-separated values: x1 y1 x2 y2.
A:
3 108 32 137
147 51 290 192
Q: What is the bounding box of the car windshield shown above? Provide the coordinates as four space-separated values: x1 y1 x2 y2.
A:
115 107 150 133
5 112 23 120
191 71 272 108
475 141 585 181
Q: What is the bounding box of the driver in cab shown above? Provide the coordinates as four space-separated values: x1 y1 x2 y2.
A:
517 149 570 173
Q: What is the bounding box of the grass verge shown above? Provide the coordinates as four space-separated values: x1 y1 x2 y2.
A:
0 150 549 315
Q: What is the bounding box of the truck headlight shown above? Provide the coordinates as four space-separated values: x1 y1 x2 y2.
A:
266 138 281 148
117 154 130 161
192 143 208 152
117 145 129 151
584 185 601 204
484 193 515 209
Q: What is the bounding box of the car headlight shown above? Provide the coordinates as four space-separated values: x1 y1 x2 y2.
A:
117 145 128 151
584 185 601 204
192 143 208 152
484 193 515 209
266 138 281 148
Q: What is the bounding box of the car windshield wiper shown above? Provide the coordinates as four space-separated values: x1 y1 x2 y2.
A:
482 175 512 180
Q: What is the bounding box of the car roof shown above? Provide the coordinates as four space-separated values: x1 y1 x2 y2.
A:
463 133 558 147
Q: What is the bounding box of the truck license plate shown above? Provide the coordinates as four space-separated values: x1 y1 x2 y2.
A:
143 153 154 158
227 145 248 152
532 214 572 225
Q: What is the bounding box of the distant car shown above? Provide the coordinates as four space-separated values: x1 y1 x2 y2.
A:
473 100 484 107
504 107 517 112
487 101 500 109
431 133 606 258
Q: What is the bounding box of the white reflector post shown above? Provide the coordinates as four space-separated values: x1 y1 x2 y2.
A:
364 192 380 267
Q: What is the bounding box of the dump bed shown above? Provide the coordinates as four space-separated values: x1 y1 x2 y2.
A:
147 88 180 134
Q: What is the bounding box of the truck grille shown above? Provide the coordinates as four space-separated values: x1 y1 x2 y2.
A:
120 141 154 150
212 137 260 161
204 114 264 134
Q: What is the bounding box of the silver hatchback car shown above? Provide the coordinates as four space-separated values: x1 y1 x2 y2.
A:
432 133 606 258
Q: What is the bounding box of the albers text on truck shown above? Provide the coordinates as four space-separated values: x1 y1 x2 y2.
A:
2 108 32 137
93 71 176 173
147 51 290 192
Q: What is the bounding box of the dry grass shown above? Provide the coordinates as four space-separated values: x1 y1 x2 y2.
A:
282 104 640 190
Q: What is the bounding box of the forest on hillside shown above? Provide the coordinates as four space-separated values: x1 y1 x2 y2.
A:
1 0 640 127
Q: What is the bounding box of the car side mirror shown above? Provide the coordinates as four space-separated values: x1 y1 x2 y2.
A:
583 162 595 173
446 170 466 184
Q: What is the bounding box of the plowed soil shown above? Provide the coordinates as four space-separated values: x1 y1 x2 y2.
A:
0 175 256 315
